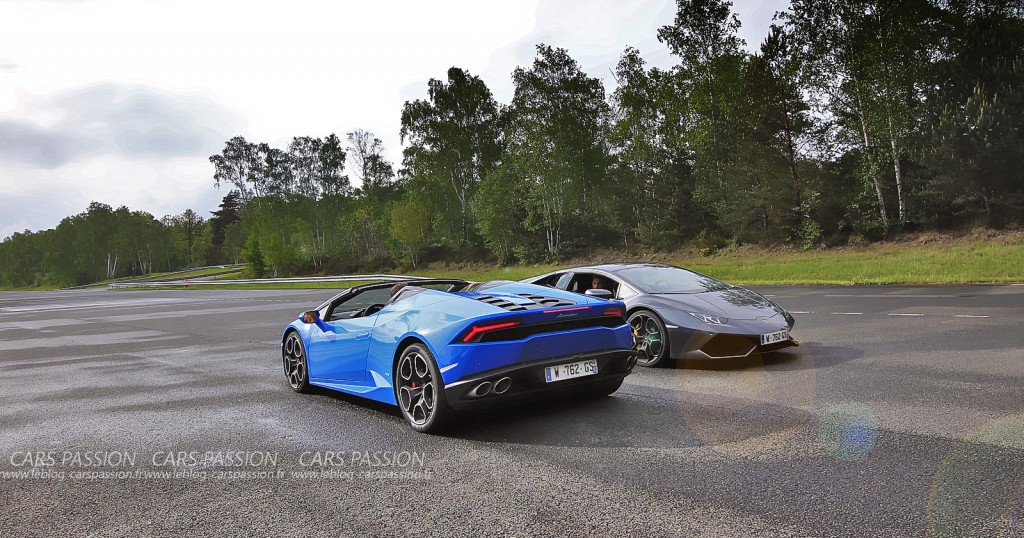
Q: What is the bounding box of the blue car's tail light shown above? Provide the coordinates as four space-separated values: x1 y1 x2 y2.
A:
461 320 522 342
603 307 625 319
456 315 626 344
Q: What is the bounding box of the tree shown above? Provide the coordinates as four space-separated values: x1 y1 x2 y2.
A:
222 222 246 265
474 164 531 264
400 67 502 246
171 209 205 267
921 0 1024 226
347 129 395 202
722 25 821 244
507 44 611 255
609 47 696 247
0 230 46 287
783 0 940 230
242 234 265 277
389 201 430 268
655 0 750 237
210 136 262 202
288 135 349 268
318 134 351 198
206 190 242 264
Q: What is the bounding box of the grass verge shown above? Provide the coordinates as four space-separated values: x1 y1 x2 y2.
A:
15 230 1020 292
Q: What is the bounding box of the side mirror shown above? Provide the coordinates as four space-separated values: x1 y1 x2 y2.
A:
300 310 320 324
584 289 613 299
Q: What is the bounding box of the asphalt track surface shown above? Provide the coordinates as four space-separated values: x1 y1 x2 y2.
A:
1 285 1022 537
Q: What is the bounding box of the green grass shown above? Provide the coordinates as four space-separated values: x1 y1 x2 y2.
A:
139 235 1024 290
92 271 176 285
681 238 1024 285
170 266 244 279
0 283 62 291
10 232 1022 292
415 234 1024 286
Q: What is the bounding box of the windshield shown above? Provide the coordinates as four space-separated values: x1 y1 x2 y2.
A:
616 266 730 293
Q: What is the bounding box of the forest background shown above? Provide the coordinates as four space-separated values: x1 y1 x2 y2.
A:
2 0 1021 288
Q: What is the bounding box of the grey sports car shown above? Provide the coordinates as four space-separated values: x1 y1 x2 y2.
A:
524 263 797 366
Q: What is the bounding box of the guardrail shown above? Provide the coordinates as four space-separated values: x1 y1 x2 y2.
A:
61 264 246 290
107 274 429 289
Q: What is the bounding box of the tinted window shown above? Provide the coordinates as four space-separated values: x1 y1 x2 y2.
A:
616 266 729 293
533 273 565 288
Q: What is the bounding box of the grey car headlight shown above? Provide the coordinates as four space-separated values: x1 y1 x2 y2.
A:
687 311 729 325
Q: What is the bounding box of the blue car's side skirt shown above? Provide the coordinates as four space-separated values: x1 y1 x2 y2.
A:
309 370 397 406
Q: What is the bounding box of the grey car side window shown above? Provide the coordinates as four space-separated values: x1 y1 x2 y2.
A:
616 284 637 300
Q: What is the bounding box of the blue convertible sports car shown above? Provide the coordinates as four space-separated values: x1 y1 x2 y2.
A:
280 279 638 432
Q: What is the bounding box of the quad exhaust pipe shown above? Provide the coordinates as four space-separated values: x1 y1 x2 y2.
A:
470 381 492 397
493 377 511 394
470 377 512 398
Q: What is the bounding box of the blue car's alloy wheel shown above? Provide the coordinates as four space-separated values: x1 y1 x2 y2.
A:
283 332 311 393
629 310 669 367
395 343 450 433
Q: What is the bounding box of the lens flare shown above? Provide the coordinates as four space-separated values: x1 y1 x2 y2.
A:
928 414 1024 537
672 347 817 454
818 401 879 461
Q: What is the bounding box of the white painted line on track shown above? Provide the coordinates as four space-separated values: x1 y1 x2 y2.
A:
831 312 863 315
954 314 990 318
824 294 956 298
790 311 812 314
888 313 924 316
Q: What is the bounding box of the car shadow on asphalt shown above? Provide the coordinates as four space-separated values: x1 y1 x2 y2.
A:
441 386 813 449
302 353 839 448
307 385 656 446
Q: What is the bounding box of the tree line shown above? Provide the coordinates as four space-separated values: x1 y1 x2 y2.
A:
2 0 1022 287
0 202 230 287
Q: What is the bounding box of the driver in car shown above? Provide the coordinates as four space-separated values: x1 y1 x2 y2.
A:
389 283 408 298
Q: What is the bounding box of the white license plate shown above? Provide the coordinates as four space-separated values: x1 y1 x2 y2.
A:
760 329 790 345
544 359 598 383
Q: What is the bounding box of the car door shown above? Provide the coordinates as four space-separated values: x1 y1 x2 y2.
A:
306 287 390 382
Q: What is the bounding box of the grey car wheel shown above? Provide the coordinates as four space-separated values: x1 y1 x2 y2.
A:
629 310 670 367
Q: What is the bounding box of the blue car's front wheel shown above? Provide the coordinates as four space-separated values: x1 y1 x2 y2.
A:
395 343 451 433
283 331 312 393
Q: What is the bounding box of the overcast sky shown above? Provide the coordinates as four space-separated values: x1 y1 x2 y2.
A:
0 0 786 240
